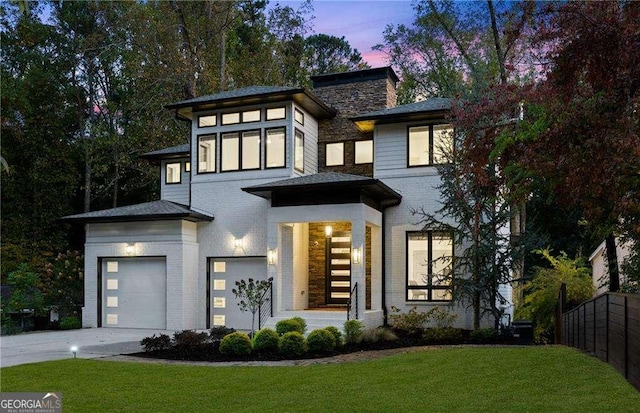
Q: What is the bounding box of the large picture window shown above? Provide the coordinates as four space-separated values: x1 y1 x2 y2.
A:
198 134 216 173
406 231 453 301
408 124 453 166
266 128 286 168
221 130 260 172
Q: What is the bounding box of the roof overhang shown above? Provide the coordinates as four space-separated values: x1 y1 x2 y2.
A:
61 201 214 224
242 175 402 211
166 89 336 122
351 109 450 133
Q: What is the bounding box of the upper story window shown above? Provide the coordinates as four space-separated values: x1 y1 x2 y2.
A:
355 140 373 164
222 112 240 125
221 130 261 172
198 134 216 173
294 108 304 125
198 115 216 128
408 124 453 167
266 127 286 168
266 107 286 120
294 129 304 172
326 142 344 166
185 161 191 172
242 109 261 123
407 231 453 302
166 162 181 184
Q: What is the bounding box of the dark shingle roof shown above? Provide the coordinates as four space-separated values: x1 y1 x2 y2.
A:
353 98 452 120
62 200 213 223
245 172 374 190
242 172 401 210
166 86 302 109
141 144 190 161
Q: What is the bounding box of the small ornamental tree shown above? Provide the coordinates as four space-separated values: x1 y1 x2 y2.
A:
232 277 273 337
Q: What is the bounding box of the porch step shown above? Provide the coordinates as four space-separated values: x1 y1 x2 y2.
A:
261 310 349 334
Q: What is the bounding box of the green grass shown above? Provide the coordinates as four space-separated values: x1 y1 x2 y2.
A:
2 346 638 412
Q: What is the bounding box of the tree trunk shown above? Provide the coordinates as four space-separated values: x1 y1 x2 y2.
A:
487 0 507 85
605 234 620 292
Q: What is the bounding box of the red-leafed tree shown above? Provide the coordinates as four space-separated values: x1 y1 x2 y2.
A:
462 2 640 291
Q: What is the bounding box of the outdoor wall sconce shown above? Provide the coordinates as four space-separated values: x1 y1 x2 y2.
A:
352 247 362 264
325 225 333 238
125 243 136 256
233 237 244 249
267 249 277 265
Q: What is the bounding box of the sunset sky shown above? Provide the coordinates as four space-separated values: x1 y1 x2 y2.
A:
278 0 415 67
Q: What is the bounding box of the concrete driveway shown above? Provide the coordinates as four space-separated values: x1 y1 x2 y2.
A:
1 328 173 368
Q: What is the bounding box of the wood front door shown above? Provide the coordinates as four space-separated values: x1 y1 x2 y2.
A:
326 231 351 304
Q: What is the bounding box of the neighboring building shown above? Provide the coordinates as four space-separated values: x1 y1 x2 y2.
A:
589 239 632 296
64 67 501 331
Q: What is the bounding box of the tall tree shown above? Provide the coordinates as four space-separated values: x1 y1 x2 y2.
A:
376 0 538 102
303 34 369 77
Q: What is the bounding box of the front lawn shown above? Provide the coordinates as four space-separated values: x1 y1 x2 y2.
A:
2 346 638 412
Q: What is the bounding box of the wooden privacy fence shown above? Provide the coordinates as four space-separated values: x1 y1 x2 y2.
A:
561 291 640 391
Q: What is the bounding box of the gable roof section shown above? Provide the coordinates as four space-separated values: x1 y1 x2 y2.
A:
140 143 190 163
166 86 336 121
242 172 402 211
62 200 213 224
351 98 452 132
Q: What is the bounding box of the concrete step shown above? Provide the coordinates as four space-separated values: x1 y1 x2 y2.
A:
261 310 349 333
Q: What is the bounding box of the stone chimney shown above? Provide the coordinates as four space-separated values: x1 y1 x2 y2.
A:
311 67 398 176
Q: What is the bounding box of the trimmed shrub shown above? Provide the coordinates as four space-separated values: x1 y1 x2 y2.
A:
362 327 398 344
388 306 429 336
173 330 210 357
306 328 336 355
343 319 364 345
423 327 464 344
209 326 236 340
470 328 499 344
59 316 81 330
324 326 343 348
279 331 306 357
428 307 458 329
253 328 279 353
141 334 173 352
276 317 306 336
219 332 253 356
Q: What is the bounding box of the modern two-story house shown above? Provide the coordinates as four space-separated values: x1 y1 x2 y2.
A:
64 67 505 331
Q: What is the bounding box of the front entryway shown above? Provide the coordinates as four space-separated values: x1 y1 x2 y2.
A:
326 231 352 304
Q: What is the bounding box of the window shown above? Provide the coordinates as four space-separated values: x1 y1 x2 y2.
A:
266 128 286 168
222 112 240 125
242 109 261 123
198 115 216 128
408 124 453 166
355 140 373 164
406 231 453 301
221 130 260 172
326 142 344 166
185 161 191 172
198 134 216 173
294 108 304 125
266 107 286 120
294 129 304 172
165 162 181 184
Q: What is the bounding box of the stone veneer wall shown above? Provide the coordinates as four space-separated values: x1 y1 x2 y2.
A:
313 76 397 177
307 222 372 309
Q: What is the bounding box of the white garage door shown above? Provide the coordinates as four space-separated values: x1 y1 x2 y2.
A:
102 257 167 329
210 258 267 330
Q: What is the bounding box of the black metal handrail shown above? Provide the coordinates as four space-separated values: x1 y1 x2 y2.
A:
347 282 358 320
257 280 273 330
